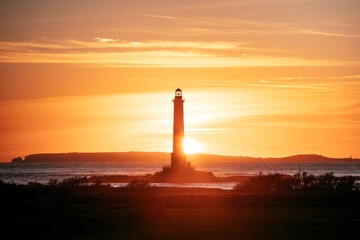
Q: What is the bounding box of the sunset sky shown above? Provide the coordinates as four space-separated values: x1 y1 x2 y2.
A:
0 0 359 162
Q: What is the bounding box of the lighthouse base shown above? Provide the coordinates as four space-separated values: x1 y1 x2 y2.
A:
153 166 217 183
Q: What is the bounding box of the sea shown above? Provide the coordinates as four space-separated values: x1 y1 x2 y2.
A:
1 162 360 190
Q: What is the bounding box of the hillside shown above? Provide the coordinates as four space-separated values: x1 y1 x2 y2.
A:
11 152 358 163
21 152 169 163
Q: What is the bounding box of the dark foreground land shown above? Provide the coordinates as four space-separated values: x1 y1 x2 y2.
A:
1 177 360 240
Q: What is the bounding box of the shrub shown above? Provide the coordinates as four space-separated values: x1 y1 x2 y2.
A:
59 176 88 189
235 173 296 192
234 172 358 192
317 172 336 190
336 176 356 191
48 178 59 187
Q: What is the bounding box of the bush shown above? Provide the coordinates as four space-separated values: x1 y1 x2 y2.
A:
59 176 87 188
302 172 317 189
234 172 359 192
235 173 296 192
48 178 59 187
336 176 356 191
317 172 336 190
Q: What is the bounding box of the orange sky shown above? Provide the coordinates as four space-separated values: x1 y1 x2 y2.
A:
0 0 359 161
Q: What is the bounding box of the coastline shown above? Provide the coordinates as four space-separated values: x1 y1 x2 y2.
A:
10 152 360 164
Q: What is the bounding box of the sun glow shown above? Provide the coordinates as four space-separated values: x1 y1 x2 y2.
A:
183 138 204 154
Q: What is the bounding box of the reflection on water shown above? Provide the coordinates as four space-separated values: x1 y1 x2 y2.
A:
110 182 237 190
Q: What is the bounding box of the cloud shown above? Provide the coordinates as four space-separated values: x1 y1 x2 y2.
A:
0 39 355 67
93 37 118 43
284 25 360 39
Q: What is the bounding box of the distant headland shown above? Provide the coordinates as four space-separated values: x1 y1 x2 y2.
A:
11 152 358 164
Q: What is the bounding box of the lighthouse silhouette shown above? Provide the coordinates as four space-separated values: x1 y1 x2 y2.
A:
153 88 216 182
162 88 194 173
171 88 187 169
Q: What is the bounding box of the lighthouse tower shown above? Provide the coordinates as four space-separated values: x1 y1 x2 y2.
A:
154 88 216 182
171 88 187 169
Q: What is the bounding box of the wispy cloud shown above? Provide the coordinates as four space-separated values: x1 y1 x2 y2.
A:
0 39 354 67
93 37 118 43
0 39 240 52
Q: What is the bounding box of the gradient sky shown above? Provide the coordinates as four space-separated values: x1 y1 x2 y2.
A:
0 0 359 162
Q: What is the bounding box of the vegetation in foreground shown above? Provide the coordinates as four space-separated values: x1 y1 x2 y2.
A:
235 172 359 191
0 173 360 240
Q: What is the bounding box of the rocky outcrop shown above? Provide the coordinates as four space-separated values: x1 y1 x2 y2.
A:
153 169 217 183
11 157 24 163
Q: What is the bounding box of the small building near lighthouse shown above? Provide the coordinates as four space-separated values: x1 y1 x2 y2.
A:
153 88 215 183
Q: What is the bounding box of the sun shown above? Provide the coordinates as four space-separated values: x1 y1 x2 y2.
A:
183 138 204 154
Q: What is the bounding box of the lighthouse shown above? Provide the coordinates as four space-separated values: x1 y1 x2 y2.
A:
154 88 216 182
171 88 186 169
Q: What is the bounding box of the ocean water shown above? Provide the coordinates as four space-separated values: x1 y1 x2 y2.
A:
1 162 360 188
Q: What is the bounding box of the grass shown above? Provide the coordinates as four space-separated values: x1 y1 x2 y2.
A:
1 178 360 240
67 206 360 240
